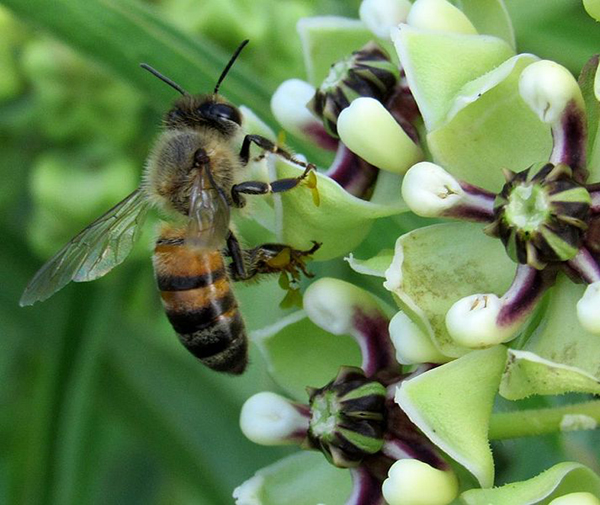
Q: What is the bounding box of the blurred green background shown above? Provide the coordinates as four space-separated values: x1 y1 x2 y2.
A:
0 0 599 504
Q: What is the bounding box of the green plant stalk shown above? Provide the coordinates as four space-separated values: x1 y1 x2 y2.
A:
489 400 600 440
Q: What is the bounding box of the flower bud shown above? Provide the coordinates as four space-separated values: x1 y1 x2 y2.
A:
577 281 600 334
240 392 309 446
549 492 600 505
402 162 464 217
446 294 516 348
337 97 423 173
308 41 399 137
519 60 584 125
359 0 412 39
382 459 459 505
407 0 478 35
389 311 447 364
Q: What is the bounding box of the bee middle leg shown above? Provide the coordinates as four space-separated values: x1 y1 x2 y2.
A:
226 230 321 282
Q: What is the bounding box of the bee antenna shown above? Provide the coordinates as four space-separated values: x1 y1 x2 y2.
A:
214 39 249 95
140 63 188 95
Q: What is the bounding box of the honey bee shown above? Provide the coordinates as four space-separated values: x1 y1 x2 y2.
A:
20 40 320 374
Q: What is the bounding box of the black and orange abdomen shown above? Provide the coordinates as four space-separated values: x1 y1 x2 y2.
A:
153 233 247 374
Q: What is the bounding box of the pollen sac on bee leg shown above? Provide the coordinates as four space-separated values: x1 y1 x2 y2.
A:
308 41 399 138
304 366 387 468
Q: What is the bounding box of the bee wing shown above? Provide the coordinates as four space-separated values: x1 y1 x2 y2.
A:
186 168 230 249
20 188 151 306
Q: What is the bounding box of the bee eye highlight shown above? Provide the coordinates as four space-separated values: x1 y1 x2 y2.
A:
198 103 242 126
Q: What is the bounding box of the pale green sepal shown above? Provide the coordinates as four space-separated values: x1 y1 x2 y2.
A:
395 345 507 488
579 56 600 180
251 311 361 401
428 55 552 192
233 451 352 505
392 24 514 131
500 350 600 400
458 0 515 48
297 17 376 86
500 275 600 399
460 462 600 505
240 105 277 142
384 222 514 357
584 0 600 22
273 161 407 261
345 249 394 277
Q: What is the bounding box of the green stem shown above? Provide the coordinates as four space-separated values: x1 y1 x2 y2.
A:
489 400 600 440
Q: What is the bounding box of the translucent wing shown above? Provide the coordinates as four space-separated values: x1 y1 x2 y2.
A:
186 167 231 249
20 188 151 306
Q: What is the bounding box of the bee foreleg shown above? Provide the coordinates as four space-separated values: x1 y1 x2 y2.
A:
239 134 315 172
231 171 315 207
225 230 249 280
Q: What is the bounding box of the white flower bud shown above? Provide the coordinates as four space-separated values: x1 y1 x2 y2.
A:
577 281 600 334
549 492 600 505
271 79 320 140
382 459 459 505
584 0 600 22
359 0 412 39
519 60 584 125
401 162 464 217
304 277 381 335
337 97 423 174
240 392 308 446
407 0 478 35
389 311 447 364
445 294 516 348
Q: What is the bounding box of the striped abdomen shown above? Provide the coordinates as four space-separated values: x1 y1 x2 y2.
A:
153 236 247 374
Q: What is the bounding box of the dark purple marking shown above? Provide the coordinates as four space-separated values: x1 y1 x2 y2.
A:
385 82 421 143
442 182 496 222
566 247 600 284
449 204 495 223
497 265 555 327
303 123 339 151
325 144 379 198
351 308 397 377
347 467 385 505
552 100 588 183
384 398 447 470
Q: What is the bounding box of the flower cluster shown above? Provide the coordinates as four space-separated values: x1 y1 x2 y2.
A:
234 0 600 504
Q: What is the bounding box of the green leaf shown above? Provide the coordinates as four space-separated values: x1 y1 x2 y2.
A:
0 0 273 116
460 462 600 505
384 222 514 357
457 0 515 48
427 53 552 192
233 451 352 505
393 25 515 131
579 55 600 180
252 311 361 401
396 345 507 488
274 162 407 261
297 16 375 86
500 275 600 399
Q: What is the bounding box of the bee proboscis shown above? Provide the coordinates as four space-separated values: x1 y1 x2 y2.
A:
20 40 321 374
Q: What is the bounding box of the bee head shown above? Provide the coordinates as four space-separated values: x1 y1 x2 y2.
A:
164 95 243 134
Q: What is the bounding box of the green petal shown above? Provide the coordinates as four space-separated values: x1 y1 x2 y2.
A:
458 0 515 48
274 162 407 261
345 249 394 277
460 462 600 505
395 345 507 488
385 223 514 357
297 16 376 86
252 311 361 401
500 275 600 400
428 54 552 191
233 452 352 505
393 24 515 131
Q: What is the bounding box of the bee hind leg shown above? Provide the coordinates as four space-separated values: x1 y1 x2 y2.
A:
225 231 321 282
